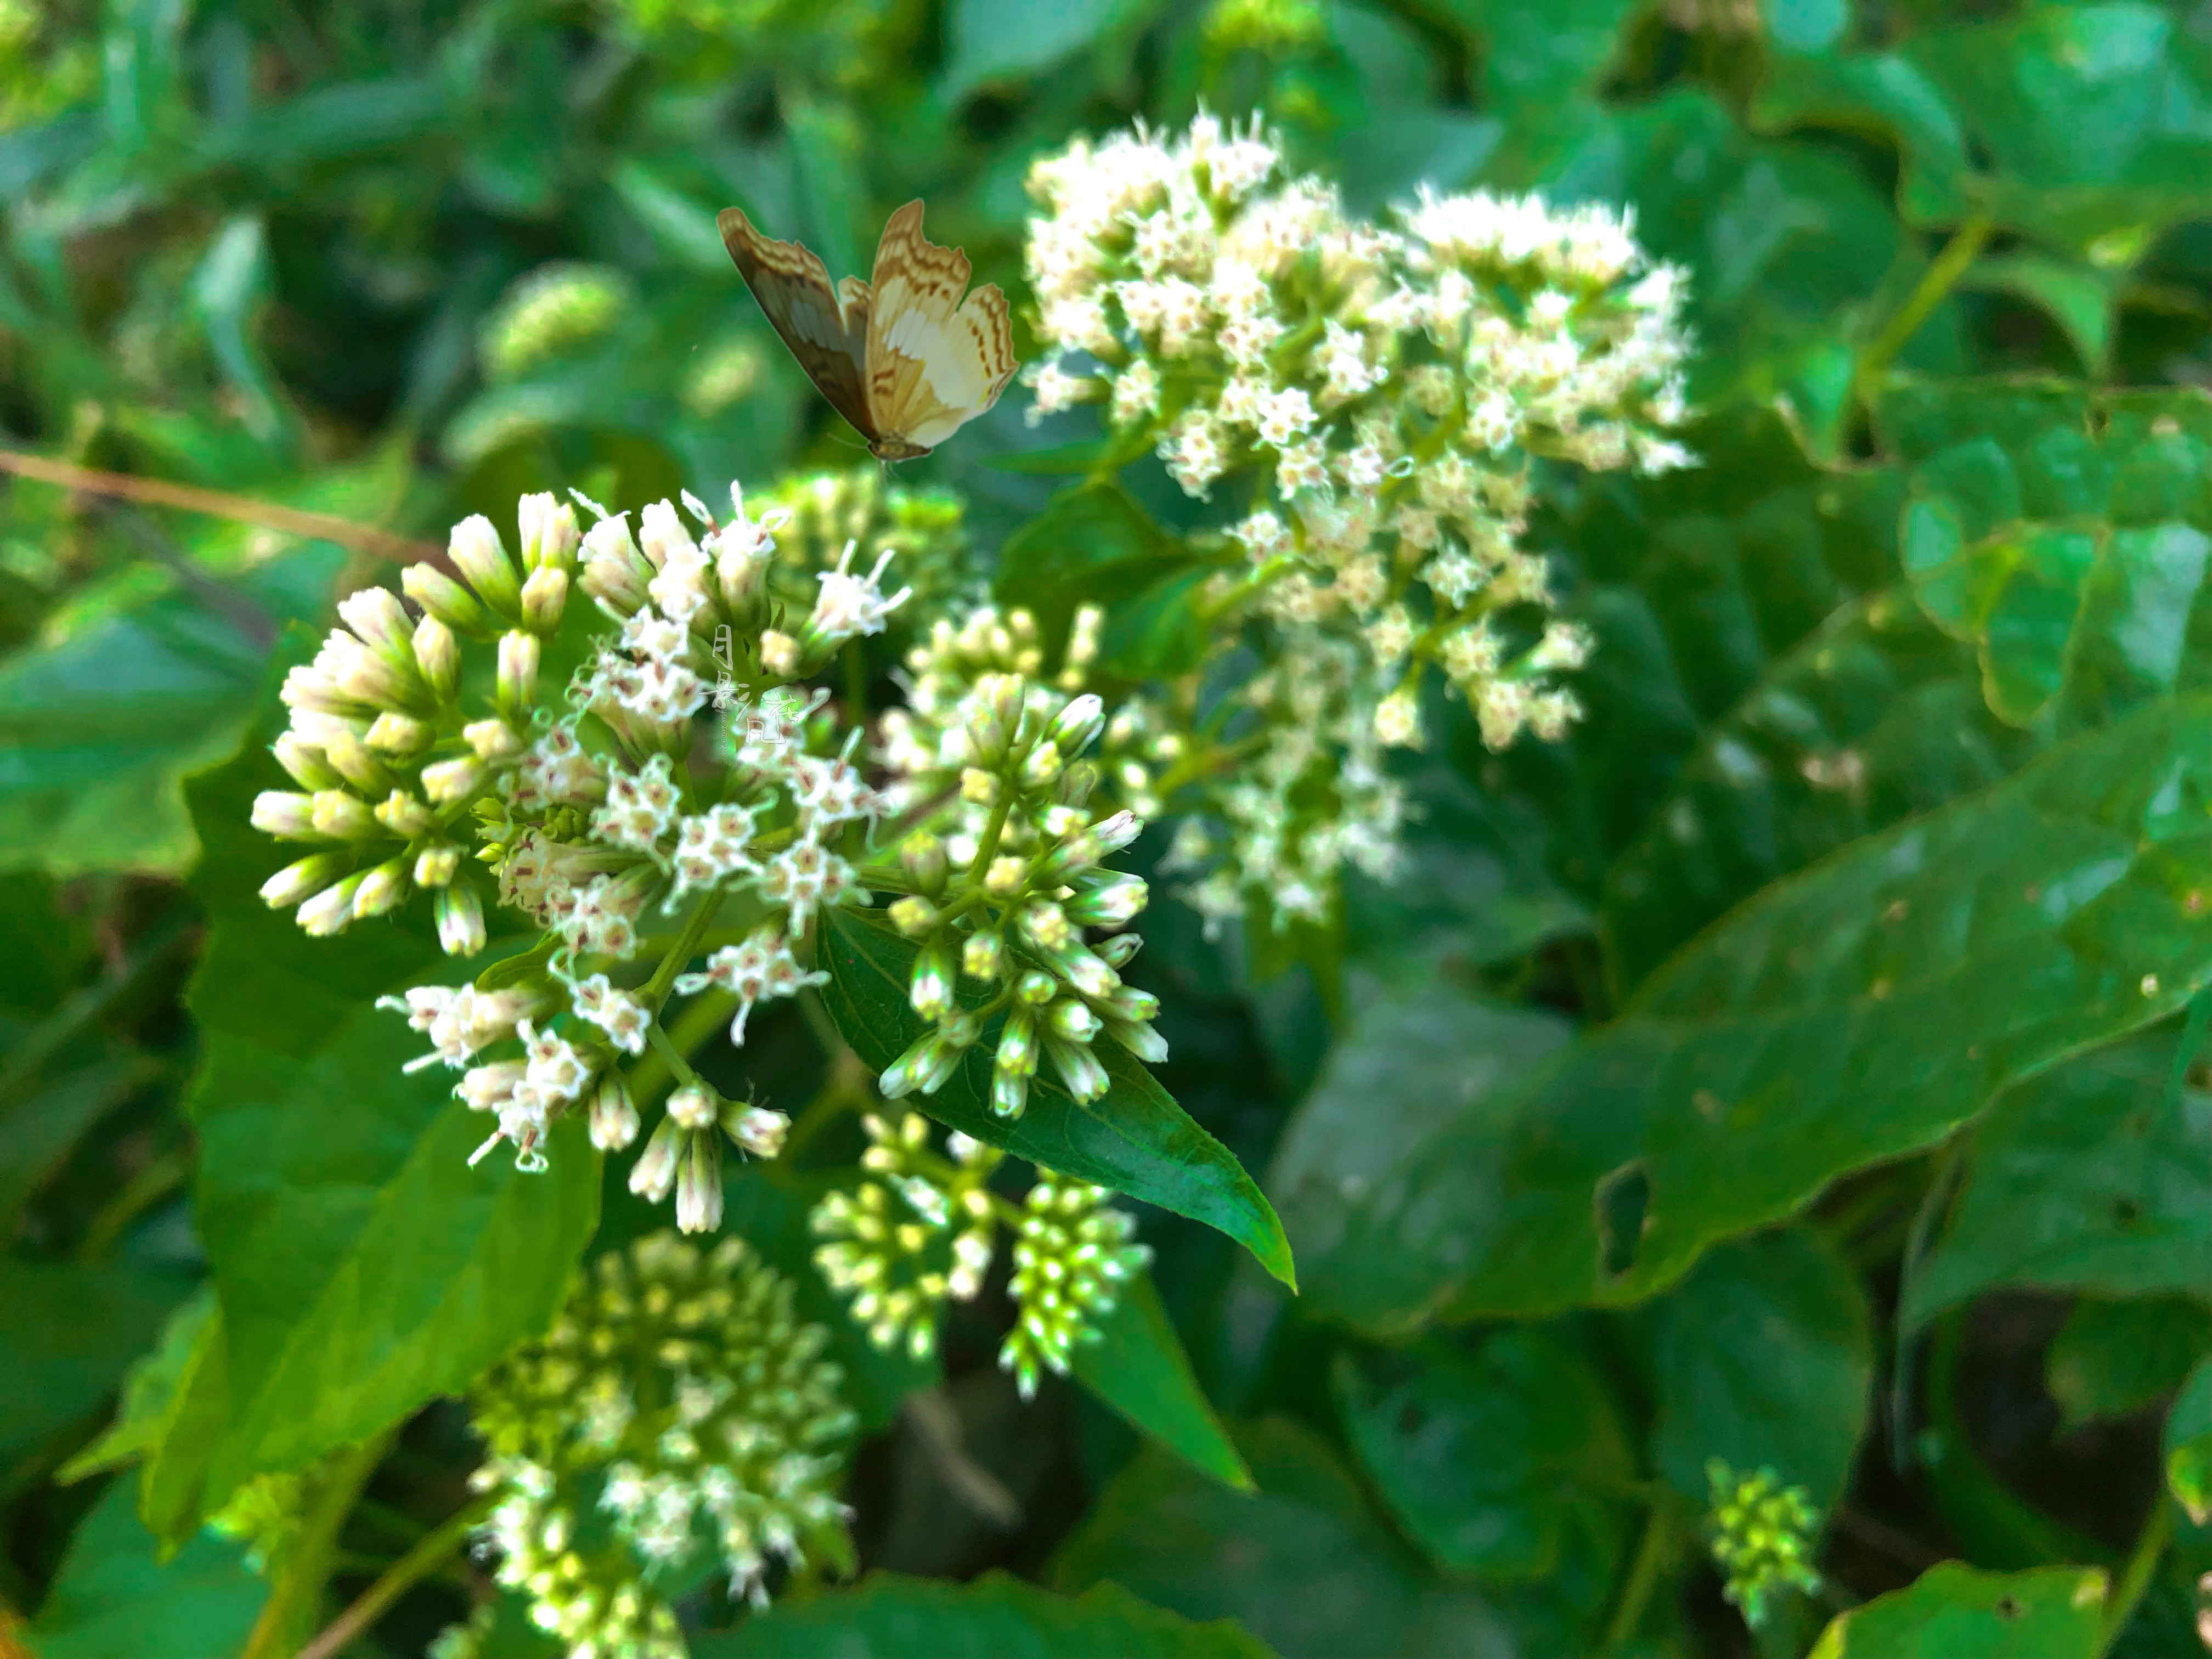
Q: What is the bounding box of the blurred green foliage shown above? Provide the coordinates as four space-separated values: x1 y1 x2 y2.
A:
0 0 2207 1654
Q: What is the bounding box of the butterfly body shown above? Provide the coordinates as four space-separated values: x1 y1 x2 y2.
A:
719 200 1017 462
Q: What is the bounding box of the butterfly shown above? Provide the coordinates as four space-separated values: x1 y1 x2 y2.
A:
718 199 1018 463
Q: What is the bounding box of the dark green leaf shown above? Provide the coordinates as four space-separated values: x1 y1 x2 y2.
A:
1805 1562 2107 1659
692 1570 1273 1658
29 1478 266 1659
1640 1226 1873 1514
1070 1272 1252 1491
992 480 1191 654
0 1261 187 1470
1051 1417 1515 1659
2166 1356 2212 1524
1268 980 1568 1329
1905 1028 2211 1326
1304 694 2212 1329
941 0 1148 97
56 1288 215 1485
820 907 1294 1288
2046 1295 2212 1431
1332 1327 1633 1585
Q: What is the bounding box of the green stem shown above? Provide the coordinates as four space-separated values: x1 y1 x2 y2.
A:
2092 1496 2172 1659
639 892 723 1012
75 1147 190 1262
645 1020 702 1092
624 990 736 1111
242 1435 392 1659
841 639 868 724
296 1493 496 1659
1853 214 1994 409
1892 1136 1967 1472
1604 1499 1677 1651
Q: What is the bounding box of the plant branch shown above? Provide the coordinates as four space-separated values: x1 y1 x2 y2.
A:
1852 215 1994 410
1604 1498 1678 1651
2092 1495 2172 1659
0 448 447 568
296 1493 496 1659
242 1435 392 1659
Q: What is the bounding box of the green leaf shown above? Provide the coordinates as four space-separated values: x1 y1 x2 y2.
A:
29 1478 266 1659
992 480 1190 656
819 907 1294 1289
691 1570 1274 1658
1441 0 1638 187
1905 1028 2211 1326
1070 1273 1252 1492
1304 693 2212 1329
1332 1327 1633 1587
56 1287 216 1485
1957 255 2120 377
180 655 600 1505
1880 381 2212 729
1640 1226 1873 1515
0 1261 188 1470
940 0 1147 98
0 546 341 875
1806 1562 2108 1659
1268 979 1569 1324
0 1051 162 1234
2046 1295 2212 1431
2165 1356 2212 1524
1052 1417 1515 1659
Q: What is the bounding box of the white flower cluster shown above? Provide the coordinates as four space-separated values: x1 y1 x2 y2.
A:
746 464 974 646
465 1232 856 1654
1020 112 1695 927
808 1114 1150 1397
868 617 1166 1118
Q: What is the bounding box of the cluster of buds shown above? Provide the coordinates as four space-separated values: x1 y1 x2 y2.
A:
466 1232 856 1652
252 492 586 957
810 1115 1003 1360
809 1115 1150 1397
869 632 1165 1118
1019 111 1694 927
1705 1460 1823 1629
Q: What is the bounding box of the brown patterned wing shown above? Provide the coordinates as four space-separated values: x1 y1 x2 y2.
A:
717 205 876 438
862 200 1019 455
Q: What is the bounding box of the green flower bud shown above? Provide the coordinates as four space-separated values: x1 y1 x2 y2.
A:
909 936 957 1022
401 562 490 634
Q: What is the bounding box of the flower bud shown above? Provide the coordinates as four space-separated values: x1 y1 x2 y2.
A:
1105 1017 1170 1063
578 516 652 617
909 936 957 1022
1014 970 1056 1007
435 882 486 956
1018 901 1073 952
588 1074 640 1150
415 844 461 887
879 1032 960 1099
517 492 580 574
272 733 341 791
375 789 437 837
297 874 365 936
984 855 1026 897
965 674 1025 769
251 790 323 840
962 930 1003 981
1054 759 1101 809
420 757 485 805
402 563 489 633
1042 939 1119 1000
991 1067 1030 1120
1101 985 1161 1024
760 630 800 678
723 1101 790 1158
888 896 938 938
1045 693 1105 757
995 1007 1038 1077
1038 809 1142 882
520 565 569 633
320 725 392 793
352 857 411 918
628 1115 682 1201
1065 872 1148 927
464 718 524 760
668 1082 720 1132
365 711 432 755
260 851 348 909
1046 998 1100 1042
1098 931 1143 968
311 789 381 841
413 616 461 702
496 630 539 716
960 768 1000 806
900 833 948 897
1019 740 1064 791
448 515 521 614
1045 1035 1110 1103
675 1133 723 1233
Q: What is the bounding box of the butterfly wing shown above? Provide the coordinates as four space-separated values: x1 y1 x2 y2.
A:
864 200 1018 454
718 205 877 438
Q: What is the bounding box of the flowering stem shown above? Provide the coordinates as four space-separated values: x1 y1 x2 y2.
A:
295 1493 497 1659
639 893 723 1013
2092 1494 2172 1658
1601 1498 1678 1651
645 1020 702 1091
624 990 735 1110
1852 214 1994 411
